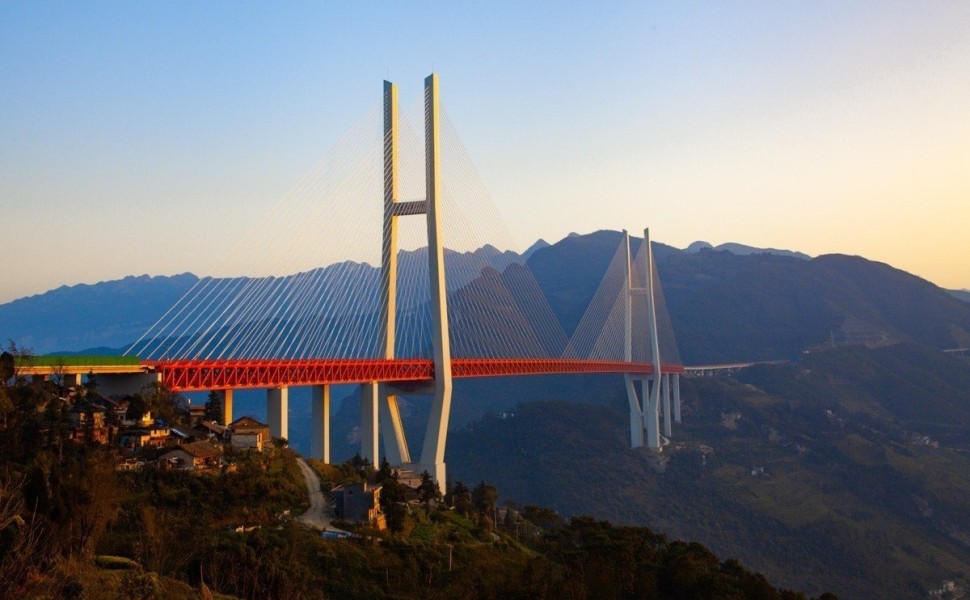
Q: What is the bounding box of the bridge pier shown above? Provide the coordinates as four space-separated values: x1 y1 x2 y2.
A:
662 373 672 437
643 378 661 449
62 372 83 388
624 375 644 448
360 383 379 465
266 386 288 441
673 374 682 423
215 389 233 425
311 384 330 463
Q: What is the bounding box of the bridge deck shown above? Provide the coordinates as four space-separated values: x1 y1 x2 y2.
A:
151 358 685 391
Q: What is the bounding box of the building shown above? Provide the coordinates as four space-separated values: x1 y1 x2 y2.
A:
229 416 270 452
159 441 222 471
121 411 154 429
69 404 109 444
188 404 207 424
120 425 171 450
193 420 228 441
331 482 386 529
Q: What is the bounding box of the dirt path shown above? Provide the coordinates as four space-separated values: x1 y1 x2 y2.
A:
295 457 344 533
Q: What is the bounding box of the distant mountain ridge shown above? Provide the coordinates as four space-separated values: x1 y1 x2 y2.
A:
4 231 970 365
0 273 200 354
950 289 970 304
686 240 811 260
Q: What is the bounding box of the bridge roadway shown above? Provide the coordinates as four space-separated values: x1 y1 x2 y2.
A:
150 357 686 392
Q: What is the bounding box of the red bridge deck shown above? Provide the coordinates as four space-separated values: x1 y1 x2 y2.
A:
148 358 686 392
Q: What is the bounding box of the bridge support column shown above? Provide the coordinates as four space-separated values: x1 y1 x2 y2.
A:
267 386 288 441
360 383 379 466
662 373 672 437
311 385 330 463
216 389 233 425
62 372 82 388
673 374 682 423
379 389 410 466
624 375 644 448
643 378 661 449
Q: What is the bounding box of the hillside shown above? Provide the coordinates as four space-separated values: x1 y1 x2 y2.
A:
657 250 970 363
0 371 825 600
447 344 970 599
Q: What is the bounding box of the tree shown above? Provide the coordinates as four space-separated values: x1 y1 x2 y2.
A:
0 352 14 383
447 481 473 518
84 372 99 397
376 459 393 484
203 391 222 423
349 453 371 478
125 394 148 421
472 481 498 525
418 471 441 511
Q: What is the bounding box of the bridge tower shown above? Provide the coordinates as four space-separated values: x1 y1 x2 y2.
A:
623 228 673 450
365 74 453 490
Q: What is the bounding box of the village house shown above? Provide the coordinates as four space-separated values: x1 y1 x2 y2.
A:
121 410 154 429
331 482 386 530
194 420 228 441
93 396 127 422
188 404 206 424
159 441 223 471
229 416 270 451
119 424 171 451
69 404 110 444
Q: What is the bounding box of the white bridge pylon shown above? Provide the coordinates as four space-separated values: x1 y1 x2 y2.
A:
622 228 681 451
306 76 681 491
355 74 453 491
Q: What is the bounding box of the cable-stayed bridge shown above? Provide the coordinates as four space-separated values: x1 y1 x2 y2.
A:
23 75 684 490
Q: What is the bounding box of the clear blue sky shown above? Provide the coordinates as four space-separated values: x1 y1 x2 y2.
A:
2 2 969 302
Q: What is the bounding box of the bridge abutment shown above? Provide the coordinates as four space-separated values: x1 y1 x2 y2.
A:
99 372 162 398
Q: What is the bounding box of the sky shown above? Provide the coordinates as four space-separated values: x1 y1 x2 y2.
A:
2 1 969 303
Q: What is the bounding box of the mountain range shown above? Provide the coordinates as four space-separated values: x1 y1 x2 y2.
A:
4 231 970 598
951 289 970 304
4 230 968 362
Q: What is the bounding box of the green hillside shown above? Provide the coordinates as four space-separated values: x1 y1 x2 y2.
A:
448 344 970 599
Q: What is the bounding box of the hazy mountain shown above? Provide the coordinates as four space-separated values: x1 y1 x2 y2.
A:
0 245 522 355
686 240 811 260
522 231 970 364
0 273 200 354
950 289 970 304
660 250 970 363
521 238 550 260
5 230 970 365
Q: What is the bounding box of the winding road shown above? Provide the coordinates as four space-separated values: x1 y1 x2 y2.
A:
295 457 342 532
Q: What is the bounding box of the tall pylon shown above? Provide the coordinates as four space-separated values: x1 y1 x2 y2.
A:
369 74 453 491
622 228 664 450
